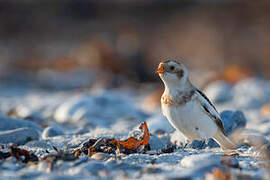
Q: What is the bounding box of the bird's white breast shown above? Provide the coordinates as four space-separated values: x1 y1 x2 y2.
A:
162 98 218 141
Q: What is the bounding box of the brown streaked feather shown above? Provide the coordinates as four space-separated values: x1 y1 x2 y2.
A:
161 90 195 106
161 94 174 106
176 69 184 79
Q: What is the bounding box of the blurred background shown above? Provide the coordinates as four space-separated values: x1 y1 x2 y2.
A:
0 0 270 90
1 2 270 178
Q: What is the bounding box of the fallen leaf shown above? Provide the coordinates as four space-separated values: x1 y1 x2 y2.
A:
260 104 270 116
117 121 150 150
223 65 251 83
212 168 231 180
74 121 151 157
0 144 38 164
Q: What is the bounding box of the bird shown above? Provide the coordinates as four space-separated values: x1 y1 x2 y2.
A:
156 60 236 150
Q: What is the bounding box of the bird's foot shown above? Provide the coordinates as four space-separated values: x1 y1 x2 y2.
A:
199 140 206 149
182 140 190 149
199 139 210 149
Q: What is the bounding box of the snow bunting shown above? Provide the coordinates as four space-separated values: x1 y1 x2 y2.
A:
157 60 236 150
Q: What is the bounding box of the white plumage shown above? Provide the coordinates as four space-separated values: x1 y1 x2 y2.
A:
157 60 235 149
162 91 217 141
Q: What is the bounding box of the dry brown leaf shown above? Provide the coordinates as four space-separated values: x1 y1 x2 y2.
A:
75 122 151 158
260 104 270 116
212 168 231 180
48 56 79 71
117 121 150 150
223 65 251 83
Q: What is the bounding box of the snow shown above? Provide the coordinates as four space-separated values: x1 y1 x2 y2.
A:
0 77 269 179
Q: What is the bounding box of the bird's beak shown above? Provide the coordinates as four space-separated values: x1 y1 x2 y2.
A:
156 63 165 74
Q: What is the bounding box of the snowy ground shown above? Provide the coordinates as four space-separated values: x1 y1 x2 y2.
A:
0 76 270 180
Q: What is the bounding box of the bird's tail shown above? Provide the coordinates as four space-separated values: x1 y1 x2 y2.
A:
213 130 236 150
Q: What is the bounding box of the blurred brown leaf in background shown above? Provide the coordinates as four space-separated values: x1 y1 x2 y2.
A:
1 0 270 87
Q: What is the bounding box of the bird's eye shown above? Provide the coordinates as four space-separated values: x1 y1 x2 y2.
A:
170 66 175 71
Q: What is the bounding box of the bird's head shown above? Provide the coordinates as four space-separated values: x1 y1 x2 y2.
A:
156 60 189 89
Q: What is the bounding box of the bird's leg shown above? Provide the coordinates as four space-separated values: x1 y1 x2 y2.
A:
183 139 190 149
199 139 206 149
205 138 210 145
197 130 208 149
